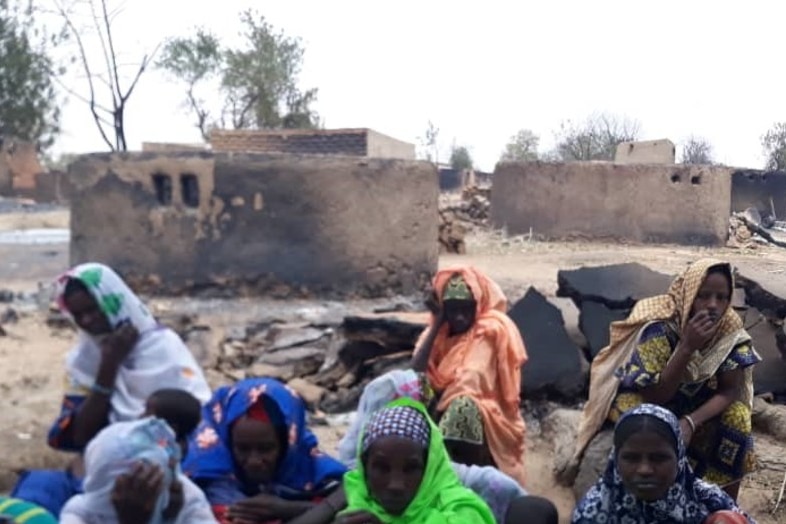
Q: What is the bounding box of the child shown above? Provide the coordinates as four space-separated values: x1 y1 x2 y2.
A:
59 418 216 524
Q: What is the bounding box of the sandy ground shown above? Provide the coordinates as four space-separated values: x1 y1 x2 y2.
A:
2 213 786 523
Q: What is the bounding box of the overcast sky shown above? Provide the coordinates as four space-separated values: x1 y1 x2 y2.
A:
46 0 786 171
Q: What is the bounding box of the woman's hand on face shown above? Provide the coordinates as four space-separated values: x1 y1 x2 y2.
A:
100 322 139 366
111 462 165 524
333 511 383 524
228 493 287 522
682 310 717 352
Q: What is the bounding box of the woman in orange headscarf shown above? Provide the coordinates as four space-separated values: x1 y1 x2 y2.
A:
411 266 528 488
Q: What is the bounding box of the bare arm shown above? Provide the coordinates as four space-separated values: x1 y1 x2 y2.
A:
689 368 743 426
640 311 717 406
410 321 443 372
639 340 694 405
287 487 347 524
63 357 121 448
63 324 139 448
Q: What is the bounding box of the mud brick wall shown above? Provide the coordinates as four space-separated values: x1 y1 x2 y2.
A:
731 169 786 218
491 161 733 245
68 152 438 297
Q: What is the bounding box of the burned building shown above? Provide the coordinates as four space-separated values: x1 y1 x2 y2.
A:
68 152 438 297
491 161 733 245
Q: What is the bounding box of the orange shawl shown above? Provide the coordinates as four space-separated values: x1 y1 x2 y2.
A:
416 266 528 487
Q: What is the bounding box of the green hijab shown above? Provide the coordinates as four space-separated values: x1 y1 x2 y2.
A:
342 397 496 524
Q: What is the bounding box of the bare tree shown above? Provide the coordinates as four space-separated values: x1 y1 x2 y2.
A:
417 120 440 164
680 136 715 165
52 0 160 151
553 113 640 161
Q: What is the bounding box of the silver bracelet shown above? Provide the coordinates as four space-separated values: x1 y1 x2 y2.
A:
682 414 696 433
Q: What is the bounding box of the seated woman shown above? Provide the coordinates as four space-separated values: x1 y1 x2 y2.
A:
572 259 760 500
572 404 755 524
60 417 216 523
411 266 528 487
0 497 57 523
336 397 496 524
183 377 347 523
13 262 211 515
330 369 557 524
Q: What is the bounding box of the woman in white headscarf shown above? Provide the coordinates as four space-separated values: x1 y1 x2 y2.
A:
60 417 216 524
12 262 211 516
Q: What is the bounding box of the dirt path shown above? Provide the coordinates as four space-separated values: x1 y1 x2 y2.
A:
1 223 785 522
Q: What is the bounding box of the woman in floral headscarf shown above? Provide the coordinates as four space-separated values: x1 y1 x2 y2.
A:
572 259 761 500
411 266 528 488
183 377 347 523
12 262 211 516
572 404 754 524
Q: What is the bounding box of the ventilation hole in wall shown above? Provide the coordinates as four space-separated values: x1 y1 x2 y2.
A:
181 173 200 208
691 175 702 185
152 173 172 205
671 173 682 183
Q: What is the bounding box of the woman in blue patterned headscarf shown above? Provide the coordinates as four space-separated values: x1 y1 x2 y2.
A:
183 377 347 523
572 404 755 524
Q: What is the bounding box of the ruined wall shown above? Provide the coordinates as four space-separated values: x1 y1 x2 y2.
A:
491 161 732 245
141 142 207 153
615 139 676 164
0 140 44 195
731 169 786 218
366 130 416 159
210 129 368 156
33 170 73 203
69 152 439 297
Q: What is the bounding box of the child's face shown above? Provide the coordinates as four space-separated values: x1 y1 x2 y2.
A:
364 436 426 516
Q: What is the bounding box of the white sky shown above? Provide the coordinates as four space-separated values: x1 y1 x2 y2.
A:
46 0 786 171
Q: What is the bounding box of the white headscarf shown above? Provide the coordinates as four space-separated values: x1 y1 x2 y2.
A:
60 418 216 524
57 263 211 421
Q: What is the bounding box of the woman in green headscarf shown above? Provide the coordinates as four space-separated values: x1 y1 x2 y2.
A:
336 397 495 524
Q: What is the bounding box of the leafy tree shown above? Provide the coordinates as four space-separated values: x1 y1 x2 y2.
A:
158 10 319 139
762 122 786 171
53 0 160 151
156 29 222 140
0 0 61 149
500 129 539 162
449 145 473 170
680 136 715 165
553 113 640 161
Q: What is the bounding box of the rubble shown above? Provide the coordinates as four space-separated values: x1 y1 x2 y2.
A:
557 263 673 309
438 185 491 254
579 301 629 359
509 288 587 399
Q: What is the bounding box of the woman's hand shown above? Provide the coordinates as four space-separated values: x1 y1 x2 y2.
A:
162 478 184 520
333 511 383 524
112 462 165 524
100 322 140 367
228 493 287 522
682 310 717 352
679 417 695 445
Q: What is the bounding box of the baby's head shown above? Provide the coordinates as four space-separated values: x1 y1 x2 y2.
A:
144 389 202 458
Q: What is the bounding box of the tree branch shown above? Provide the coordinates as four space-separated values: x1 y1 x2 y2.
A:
99 0 123 103
53 0 115 151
